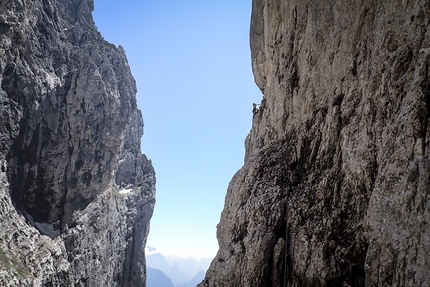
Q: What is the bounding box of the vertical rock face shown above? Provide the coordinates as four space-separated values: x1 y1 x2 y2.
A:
200 0 430 286
0 0 155 286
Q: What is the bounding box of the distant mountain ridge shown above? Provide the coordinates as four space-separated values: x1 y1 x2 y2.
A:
146 253 211 286
147 267 174 287
177 270 205 287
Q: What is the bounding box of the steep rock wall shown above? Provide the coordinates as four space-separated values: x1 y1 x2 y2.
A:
0 0 155 286
200 0 430 286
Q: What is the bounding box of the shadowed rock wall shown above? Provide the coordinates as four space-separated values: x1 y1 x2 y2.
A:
200 0 430 286
0 0 155 286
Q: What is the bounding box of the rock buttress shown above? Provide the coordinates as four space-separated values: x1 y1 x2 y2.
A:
0 0 155 286
200 0 430 286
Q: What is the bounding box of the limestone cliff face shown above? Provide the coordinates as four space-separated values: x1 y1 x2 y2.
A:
0 0 155 286
200 0 430 286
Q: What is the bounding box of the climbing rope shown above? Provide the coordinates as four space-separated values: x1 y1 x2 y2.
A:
283 197 289 287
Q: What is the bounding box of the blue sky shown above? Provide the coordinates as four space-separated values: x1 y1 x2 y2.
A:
93 0 262 258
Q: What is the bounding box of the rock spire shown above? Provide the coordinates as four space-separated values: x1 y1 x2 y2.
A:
0 0 155 285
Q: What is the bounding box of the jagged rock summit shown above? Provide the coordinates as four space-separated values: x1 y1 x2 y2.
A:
0 0 155 286
200 0 430 286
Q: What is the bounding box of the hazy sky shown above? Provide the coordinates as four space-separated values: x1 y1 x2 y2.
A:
93 0 262 259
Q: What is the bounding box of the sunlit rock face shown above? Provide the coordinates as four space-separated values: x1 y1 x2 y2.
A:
200 0 430 286
0 0 155 286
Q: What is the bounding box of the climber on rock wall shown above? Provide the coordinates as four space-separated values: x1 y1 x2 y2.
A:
253 103 259 117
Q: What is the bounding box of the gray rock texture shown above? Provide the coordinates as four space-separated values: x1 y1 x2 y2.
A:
0 0 155 286
200 0 430 286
